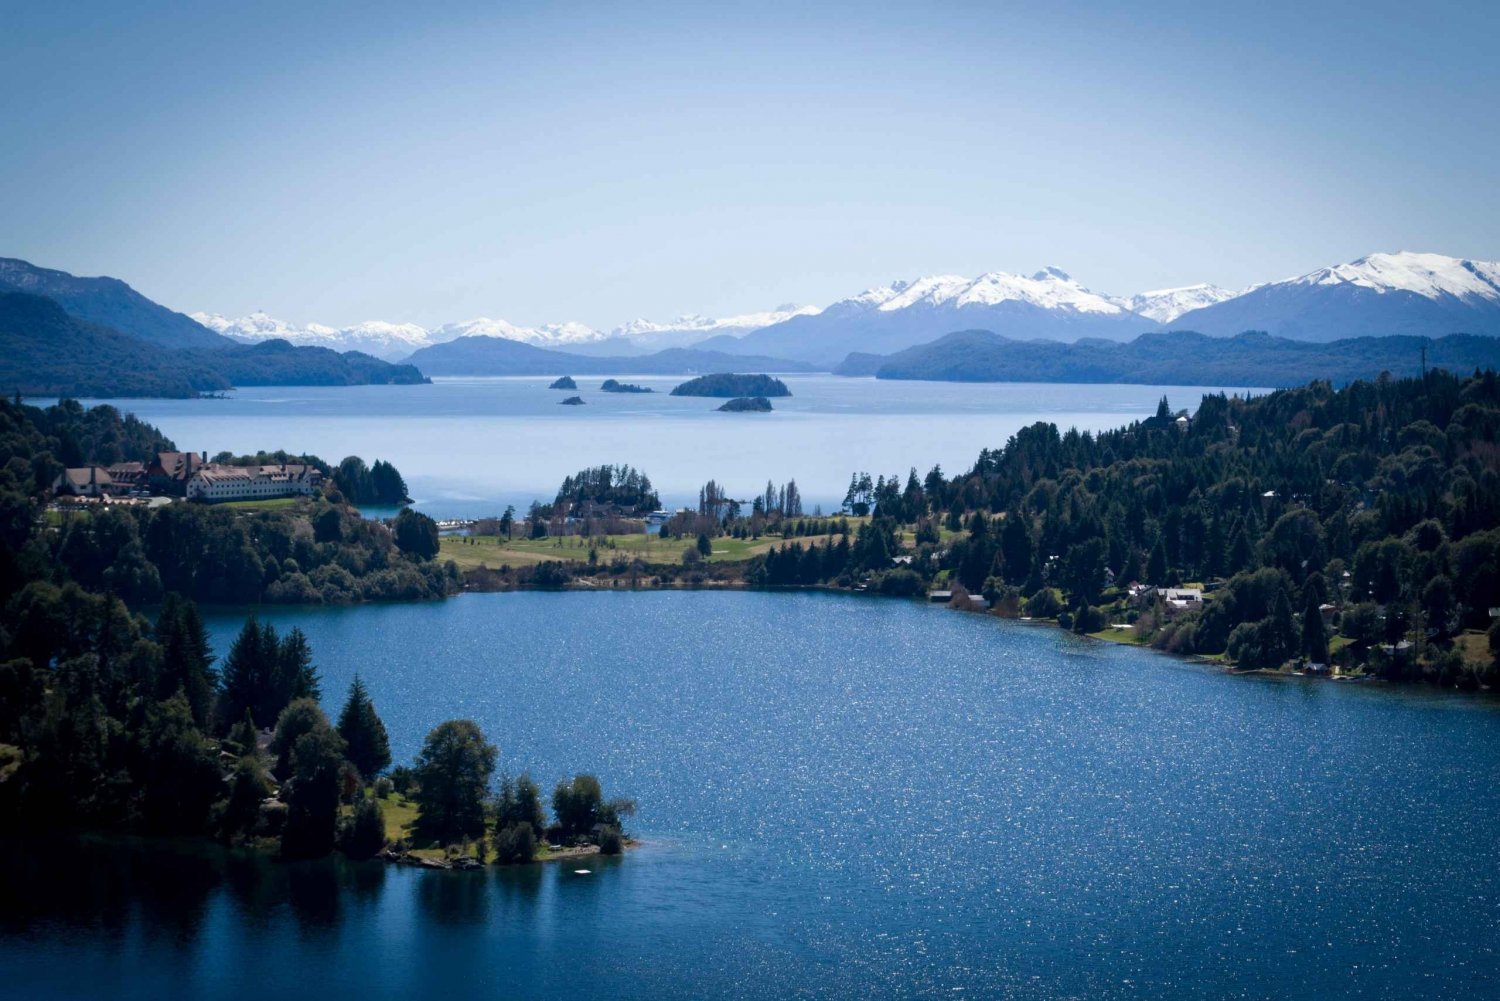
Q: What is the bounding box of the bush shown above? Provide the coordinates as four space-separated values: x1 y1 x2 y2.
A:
877 569 923 596
598 825 624 855
342 796 387 860
1026 588 1063 619
374 777 394 799
494 821 537 865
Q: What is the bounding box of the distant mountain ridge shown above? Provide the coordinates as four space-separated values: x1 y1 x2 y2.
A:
404 334 815 377
190 250 1500 365
838 328 1500 388
0 259 428 398
1171 252 1500 342
195 304 823 360
0 257 229 349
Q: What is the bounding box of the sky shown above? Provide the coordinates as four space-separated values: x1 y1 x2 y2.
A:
2 0 1497 329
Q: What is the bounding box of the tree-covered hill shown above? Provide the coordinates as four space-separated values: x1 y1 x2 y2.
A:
0 396 455 607
0 256 230 349
0 293 428 398
844 328 1500 387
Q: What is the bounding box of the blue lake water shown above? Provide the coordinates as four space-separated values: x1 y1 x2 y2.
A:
58 376 1265 517
4 591 1497 999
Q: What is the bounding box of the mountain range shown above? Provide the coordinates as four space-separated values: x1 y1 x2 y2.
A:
191 251 1500 368
193 304 822 361
0 259 426 397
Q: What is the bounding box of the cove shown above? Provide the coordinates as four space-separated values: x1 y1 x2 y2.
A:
3 590 1498 999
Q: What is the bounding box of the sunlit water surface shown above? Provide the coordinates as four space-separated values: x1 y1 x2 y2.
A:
3 591 1498 1000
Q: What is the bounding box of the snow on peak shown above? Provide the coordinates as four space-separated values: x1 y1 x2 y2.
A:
849 269 1128 316
1123 284 1239 323
1292 251 1500 301
432 317 604 346
191 311 431 358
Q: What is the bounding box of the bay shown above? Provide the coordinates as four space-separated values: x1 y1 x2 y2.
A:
57 376 1265 518
4 591 1497 999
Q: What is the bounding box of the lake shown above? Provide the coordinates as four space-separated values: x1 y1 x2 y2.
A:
60 376 1264 518
4 591 1498 999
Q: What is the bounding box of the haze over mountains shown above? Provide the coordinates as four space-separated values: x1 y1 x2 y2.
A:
194 251 1500 368
6 249 1500 396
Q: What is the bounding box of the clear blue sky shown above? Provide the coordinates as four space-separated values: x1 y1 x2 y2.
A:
2 0 1496 328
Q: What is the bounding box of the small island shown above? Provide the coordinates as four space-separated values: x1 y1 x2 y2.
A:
717 396 773 412
548 376 577 390
559 396 585 405
669 373 792 398
600 379 653 394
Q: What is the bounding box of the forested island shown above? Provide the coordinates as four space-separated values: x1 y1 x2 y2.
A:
600 379 653 393
718 396 773 412
670 373 791 398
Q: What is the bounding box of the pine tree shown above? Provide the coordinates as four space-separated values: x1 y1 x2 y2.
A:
337 675 391 779
275 627 320 708
155 594 216 728
218 617 273 733
1302 591 1329 664
1147 538 1168 585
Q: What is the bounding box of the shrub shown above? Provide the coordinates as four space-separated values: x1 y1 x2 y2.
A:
494 821 537 865
598 825 624 855
342 796 387 860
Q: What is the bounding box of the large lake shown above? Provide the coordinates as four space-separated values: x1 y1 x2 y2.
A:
65 376 1264 517
4 591 1497 999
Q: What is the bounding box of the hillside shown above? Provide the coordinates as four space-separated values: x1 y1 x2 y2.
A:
0 257 229 349
0 293 427 398
1173 252 1500 342
843 329 1500 387
727 269 1155 366
0 292 225 397
404 335 813 376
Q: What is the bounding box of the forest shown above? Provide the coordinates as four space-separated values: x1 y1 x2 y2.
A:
0 396 626 859
737 370 1500 686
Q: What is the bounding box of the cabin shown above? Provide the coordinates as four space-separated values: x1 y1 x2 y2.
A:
52 466 115 498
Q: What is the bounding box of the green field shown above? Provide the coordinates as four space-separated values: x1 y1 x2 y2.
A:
218 496 304 510
440 529 850 570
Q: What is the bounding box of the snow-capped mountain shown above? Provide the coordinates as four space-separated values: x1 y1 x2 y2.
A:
195 303 823 359
193 251 1500 367
430 317 604 348
1122 284 1239 324
1172 251 1500 342
727 268 1158 365
193 311 433 360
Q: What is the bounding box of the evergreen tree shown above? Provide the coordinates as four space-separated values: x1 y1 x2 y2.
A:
218 617 275 733
1302 591 1329 664
154 594 217 728
275 627 320 708
1147 538 1168 584
280 713 347 859
412 719 497 845
336 675 391 778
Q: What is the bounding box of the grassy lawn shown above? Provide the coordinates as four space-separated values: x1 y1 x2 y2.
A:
218 496 303 510
1454 629 1493 669
1088 626 1148 646
441 530 847 570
